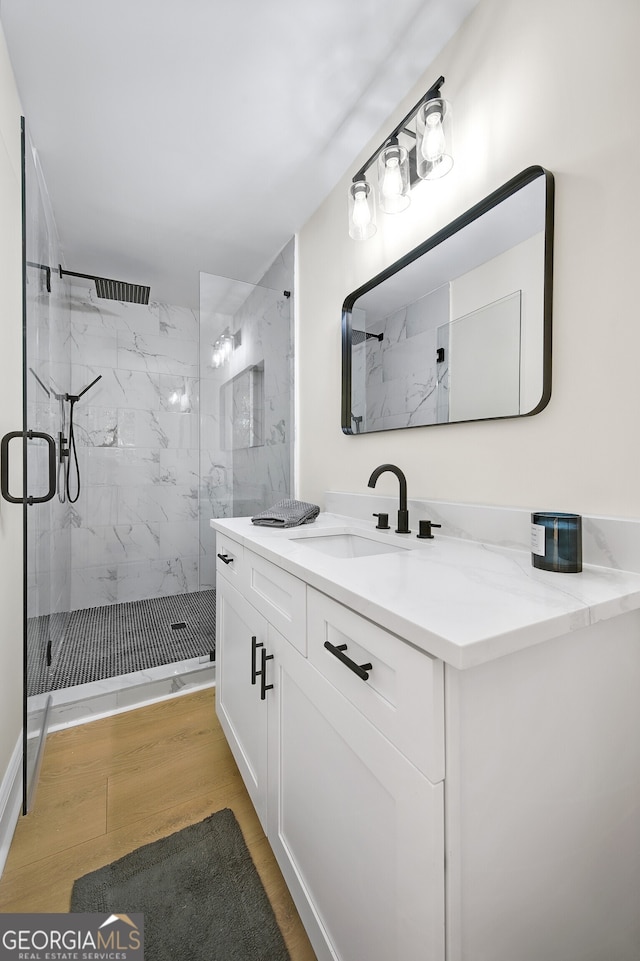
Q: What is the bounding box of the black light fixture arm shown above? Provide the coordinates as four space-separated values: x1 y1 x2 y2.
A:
352 75 445 183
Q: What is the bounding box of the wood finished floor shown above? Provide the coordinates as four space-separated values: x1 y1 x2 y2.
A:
0 688 317 961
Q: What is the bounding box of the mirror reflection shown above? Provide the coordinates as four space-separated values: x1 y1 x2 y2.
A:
341 166 554 433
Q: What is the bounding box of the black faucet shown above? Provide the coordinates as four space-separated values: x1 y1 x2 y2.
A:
367 463 410 534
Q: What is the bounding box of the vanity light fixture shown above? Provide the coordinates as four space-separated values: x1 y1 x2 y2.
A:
347 75 453 240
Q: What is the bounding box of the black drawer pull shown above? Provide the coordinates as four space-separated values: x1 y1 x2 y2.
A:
217 552 234 565
251 635 262 684
324 641 372 681
260 647 274 700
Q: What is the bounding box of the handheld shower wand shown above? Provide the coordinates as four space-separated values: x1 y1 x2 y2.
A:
62 374 103 503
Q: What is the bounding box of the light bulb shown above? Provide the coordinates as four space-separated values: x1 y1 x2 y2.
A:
421 110 445 163
381 156 403 200
348 179 376 240
378 144 410 213
352 187 372 228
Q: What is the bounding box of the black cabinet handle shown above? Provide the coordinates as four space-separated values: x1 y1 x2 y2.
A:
251 635 262 685
1 430 56 505
324 641 372 681
251 636 274 698
217 552 234 565
260 646 274 700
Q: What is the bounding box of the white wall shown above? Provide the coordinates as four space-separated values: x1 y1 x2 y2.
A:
0 21 24 805
297 0 640 517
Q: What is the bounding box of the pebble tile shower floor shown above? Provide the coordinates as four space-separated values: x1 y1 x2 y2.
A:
27 590 216 696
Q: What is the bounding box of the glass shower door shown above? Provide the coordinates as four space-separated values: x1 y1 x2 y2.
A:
22 118 71 811
199 265 294 598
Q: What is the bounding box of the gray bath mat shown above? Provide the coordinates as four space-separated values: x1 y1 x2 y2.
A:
70 808 291 961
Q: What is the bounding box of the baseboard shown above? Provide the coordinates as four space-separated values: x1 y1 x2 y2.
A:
0 734 22 879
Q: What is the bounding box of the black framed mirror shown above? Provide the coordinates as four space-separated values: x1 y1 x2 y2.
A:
341 165 554 433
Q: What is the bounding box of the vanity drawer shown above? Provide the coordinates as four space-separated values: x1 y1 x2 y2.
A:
307 588 444 782
244 549 307 655
215 532 244 585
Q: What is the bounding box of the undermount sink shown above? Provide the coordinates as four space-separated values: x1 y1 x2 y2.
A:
295 531 409 559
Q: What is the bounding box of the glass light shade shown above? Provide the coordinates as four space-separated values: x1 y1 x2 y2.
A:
348 180 377 240
416 98 453 180
221 331 233 362
378 144 410 213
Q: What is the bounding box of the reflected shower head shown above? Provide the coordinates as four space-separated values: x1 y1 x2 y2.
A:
59 266 150 305
352 329 383 345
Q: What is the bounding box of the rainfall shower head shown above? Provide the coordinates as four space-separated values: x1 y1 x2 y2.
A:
59 266 150 305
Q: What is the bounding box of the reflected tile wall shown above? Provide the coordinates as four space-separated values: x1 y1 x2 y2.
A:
354 282 448 432
67 286 200 609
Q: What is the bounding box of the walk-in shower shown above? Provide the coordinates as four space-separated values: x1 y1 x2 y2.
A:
23 261 293 698
16 115 294 811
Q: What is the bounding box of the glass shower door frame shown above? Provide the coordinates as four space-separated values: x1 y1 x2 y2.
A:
20 117 64 814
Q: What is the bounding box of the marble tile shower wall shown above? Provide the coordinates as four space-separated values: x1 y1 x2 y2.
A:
67 286 200 609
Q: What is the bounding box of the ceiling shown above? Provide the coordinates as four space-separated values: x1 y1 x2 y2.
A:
0 0 479 308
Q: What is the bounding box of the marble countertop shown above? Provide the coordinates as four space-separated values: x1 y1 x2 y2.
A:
210 512 640 669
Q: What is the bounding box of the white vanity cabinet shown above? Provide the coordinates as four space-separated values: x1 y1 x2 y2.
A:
216 542 446 961
214 518 640 961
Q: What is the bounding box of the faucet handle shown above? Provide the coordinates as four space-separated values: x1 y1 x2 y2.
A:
373 512 390 530
417 520 441 539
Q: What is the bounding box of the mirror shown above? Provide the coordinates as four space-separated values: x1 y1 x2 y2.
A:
341 166 554 433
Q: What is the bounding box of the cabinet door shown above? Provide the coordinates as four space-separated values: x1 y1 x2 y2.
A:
268 640 445 961
216 576 274 829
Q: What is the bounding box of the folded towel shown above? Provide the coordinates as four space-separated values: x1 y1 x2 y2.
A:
251 498 320 528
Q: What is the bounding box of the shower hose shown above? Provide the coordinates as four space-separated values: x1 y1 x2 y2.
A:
66 397 81 503
62 374 102 503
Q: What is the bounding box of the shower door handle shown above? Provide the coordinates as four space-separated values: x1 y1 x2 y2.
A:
1 430 57 505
